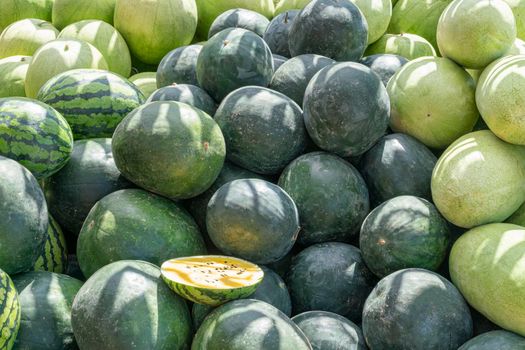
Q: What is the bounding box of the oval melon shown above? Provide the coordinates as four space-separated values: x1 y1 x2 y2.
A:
350 0 392 44
147 84 216 115
208 8 269 38
0 0 53 32
156 44 202 88
0 19 58 58
365 33 436 60
0 268 20 349
129 72 157 98
0 55 31 98
359 54 408 86
32 215 68 273
52 0 115 30
263 10 299 57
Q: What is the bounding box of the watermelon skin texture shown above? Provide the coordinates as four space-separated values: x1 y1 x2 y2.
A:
459 330 525 349
192 299 312 350
32 215 68 274
52 0 116 30
37 69 145 140
0 56 31 98
0 269 20 350
0 0 54 32
264 10 300 58
146 84 217 116
208 9 270 39
0 156 48 275
360 54 408 87
72 260 192 349
12 271 83 350
0 97 73 179
156 45 202 88
77 189 207 278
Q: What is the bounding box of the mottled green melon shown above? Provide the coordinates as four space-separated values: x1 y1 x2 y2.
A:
32 215 68 273
13 271 83 349
0 56 31 97
263 10 299 57
129 72 157 98
146 84 216 116
114 0 197 64
72 260 192 349
365 33 436 60
459 330 525 349
437 0 516 69
58 20 131 77
156 45 202 87
431 130 525 228
208 8 269 38
0 268 20 350
0 19 58 58
0 0 54 33
52 0 115 30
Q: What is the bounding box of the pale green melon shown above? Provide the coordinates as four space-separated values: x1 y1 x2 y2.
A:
365 33 436 60
0 0 54 32
0 19 58 58
129 72 157 98
504 0 525 40
52 0 115 30
350 0 392 44
0 56 31 97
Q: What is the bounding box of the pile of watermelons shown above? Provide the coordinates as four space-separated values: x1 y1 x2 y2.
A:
1 0 525 348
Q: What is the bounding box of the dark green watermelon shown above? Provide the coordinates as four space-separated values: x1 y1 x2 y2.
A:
208 8 270 39
278 152 370 245
156 44 202 88
146 84 217 115
77 189 206 278
292 311 367 350
207 179 300 264
263 10 299 57
71 260 192 349
42 138 134 237
0 156 48 274
286 242 376 322
362 268 473 350
269 54 335 106
360 195 450 278
359 133 437 205
459 330 525 349
0 268 20 349
303 62 390 157
214 86 307 174
0 97 73 179
37 69 145 139
273 54 288 70
112 101 226 200
13 271 83 350
288 0 368 61
360 54 409 86
196 28 273 102
32 215 68 274
192 299 312 350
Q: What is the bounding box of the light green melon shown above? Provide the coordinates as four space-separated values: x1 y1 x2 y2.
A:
0 0 54 33
129 72 157 98
431 130 525 228
58 20 131 77
350 0 392 44
437 0 516 69
504 0 525 40
0 19 58 58
24 39 108 98
365 33 436 60
0 56 31 98
52 0 115 30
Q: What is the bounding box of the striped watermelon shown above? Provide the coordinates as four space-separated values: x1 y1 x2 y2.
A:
0 97 73 179
37 69 145 140
0 268 20 350
32 215 68 274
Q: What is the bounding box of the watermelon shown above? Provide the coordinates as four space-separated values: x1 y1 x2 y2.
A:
37 69 145 139
0 56 31 98
58 20 132 77
0 0 53 32
269 54 335 106
77 189 206 278
459 330 525 349
146 84 217 116
0 156 48 275
437 0 516 69
292 311 367 350
194 0 275 40
0 97 73 179
192 299 312 350
161 255 263 306
303 62 390 157
505 0 525 40
42 138 133 236
388 0 452 48
388 56 478 149
114 0 197 65
350 0 392 44
263 10 299 57
449 223 525 336
288 0 368 61
273 54 288 70
129 72 157 98
207 179 300 264
476 55 525 145
208 8 270 38
278 152 370 245
431 130 525 228
287 242 376 322
214 86 308 174
13 271 83 349
362 268 473 349
32 215 68 273
0 268 20 350
359 133 437 205
365 33 437 60
156 45 202 88
112 101 226 200
0 19 58 58
52 0 115 30
359 54 408 86
24 39 108 98
72 260 192 349
196 28 274 102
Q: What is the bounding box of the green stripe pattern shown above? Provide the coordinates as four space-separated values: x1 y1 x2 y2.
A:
32 215 68 274
0 269 20 350
0 97 73 179
37 69 146 140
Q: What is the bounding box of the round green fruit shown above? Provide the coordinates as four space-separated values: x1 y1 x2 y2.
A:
0 0 53 32
156 45 202 87
32 215 68 274
0 56 30 97
0 19 58 58
263 10 299 57
350 0 392 44
52 0 115 30
359 54 408 87
365 33 436 60
147 84 216 116
459 330 525 349
208 8 269 38
0 268 20 350
129 72 157 98
504 0 525 40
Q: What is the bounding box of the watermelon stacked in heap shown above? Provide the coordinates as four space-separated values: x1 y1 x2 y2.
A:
2 0 525 348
